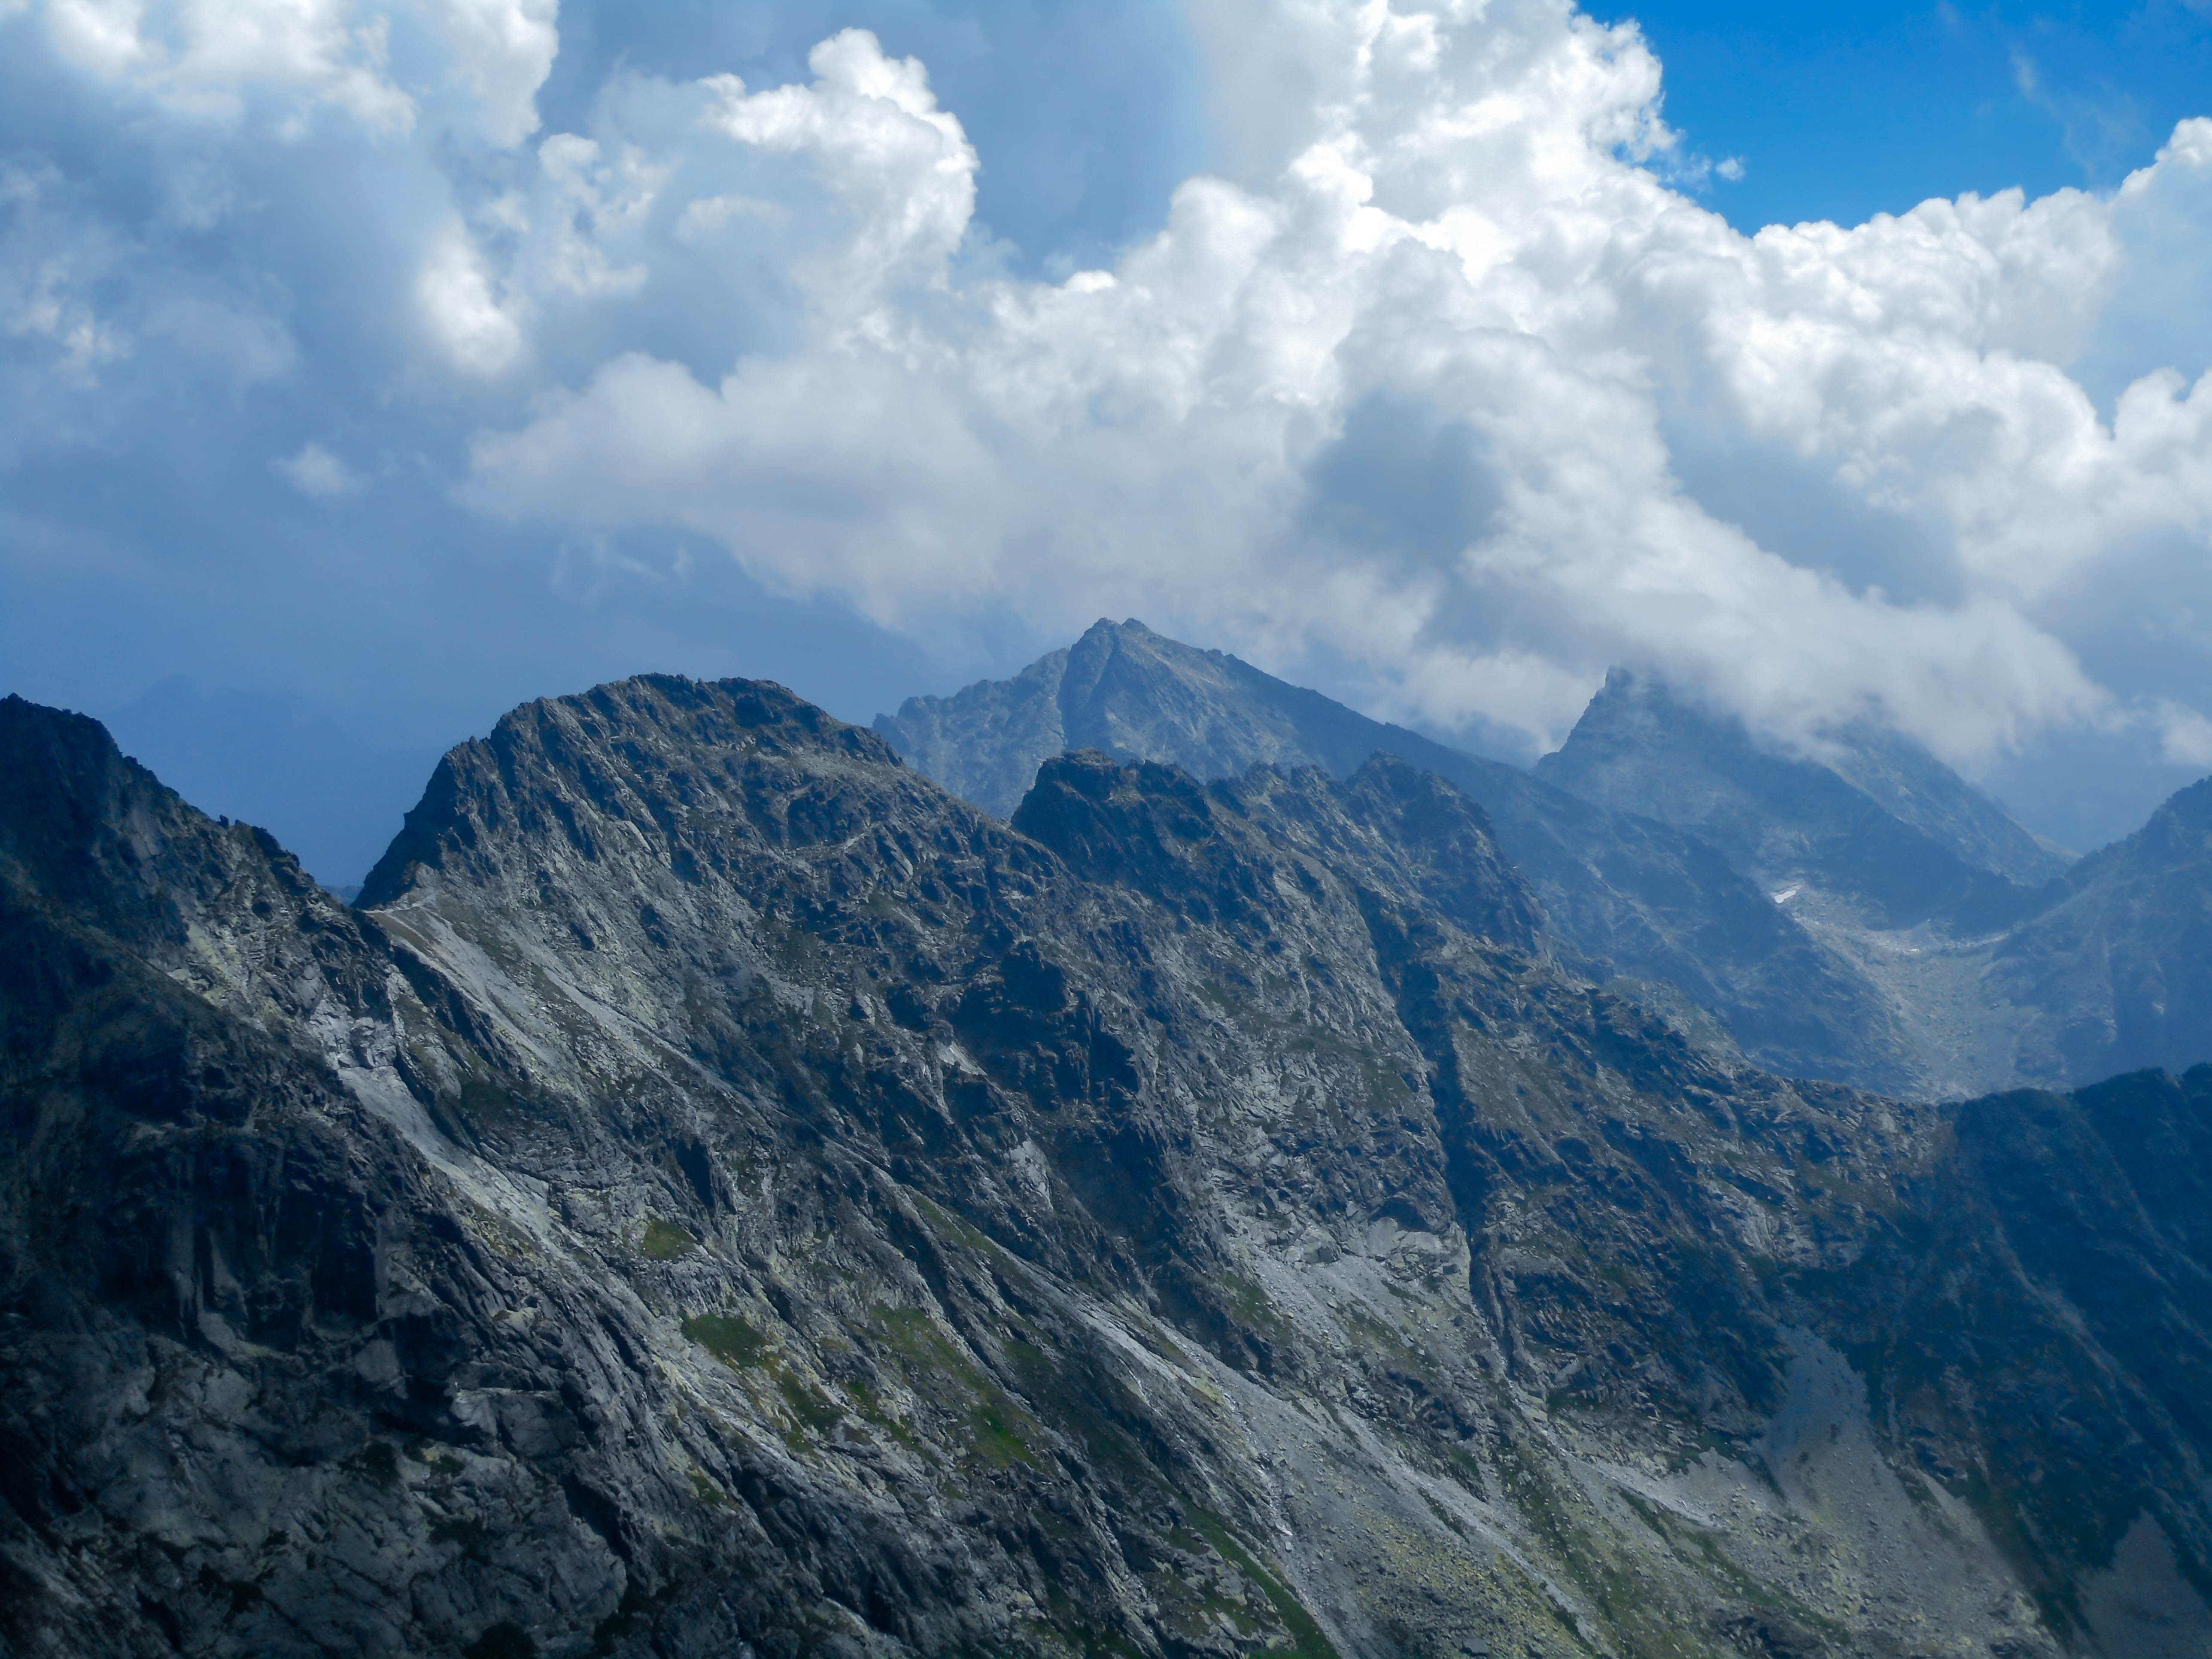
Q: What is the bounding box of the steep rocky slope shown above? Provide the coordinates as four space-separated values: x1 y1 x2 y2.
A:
3 683 2209 1659
1983 776 2212 1085
878 622 1915 1093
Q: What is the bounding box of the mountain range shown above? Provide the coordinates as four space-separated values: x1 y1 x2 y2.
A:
3 628 2211 1657
881 620 2212 1102
877 624 1917 1094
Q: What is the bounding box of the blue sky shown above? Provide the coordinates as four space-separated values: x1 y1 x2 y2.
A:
4 0 2212 883
1603 3 2212 232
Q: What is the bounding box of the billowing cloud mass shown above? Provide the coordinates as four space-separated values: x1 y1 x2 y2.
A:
9 0 2212 789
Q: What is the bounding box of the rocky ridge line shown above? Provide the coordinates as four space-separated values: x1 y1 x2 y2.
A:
0 681 2205 1657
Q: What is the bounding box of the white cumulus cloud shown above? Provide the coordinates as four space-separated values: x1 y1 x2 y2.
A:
11 0 2212 791
451 1 2212 769
417 216 523 373
27 0 556 139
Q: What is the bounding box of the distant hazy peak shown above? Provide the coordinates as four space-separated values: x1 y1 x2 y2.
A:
873 617 1454 819
1538 668 2069 899
871 640 1076 822
1815 716 2073 879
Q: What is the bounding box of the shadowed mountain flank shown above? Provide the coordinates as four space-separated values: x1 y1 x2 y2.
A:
1534 669 2066 930
1534 672 2212 1096
3 681 2209 1656
1986 776 2212 1086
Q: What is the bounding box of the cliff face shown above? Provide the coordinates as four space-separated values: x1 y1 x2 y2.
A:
877 622 1918 1094
3 682 2209 1659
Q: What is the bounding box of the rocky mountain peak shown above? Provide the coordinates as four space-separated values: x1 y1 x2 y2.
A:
0 693 380 1034
1 690 211 925
359 673 904 909
1012 746 1228 893
1537 666 2059 928
876 617 1405 821
2142 773 2212 844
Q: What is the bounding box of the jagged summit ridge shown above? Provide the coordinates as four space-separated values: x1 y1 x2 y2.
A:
877 623 2212 1099
1012 746 1545 957
361 673 902 909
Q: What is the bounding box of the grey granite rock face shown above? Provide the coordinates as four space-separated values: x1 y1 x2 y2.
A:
3 682 2209 1659
878 621 1917 1092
